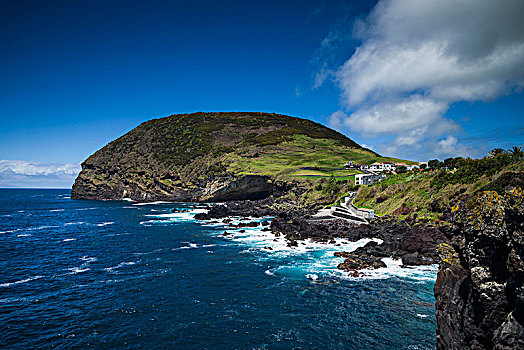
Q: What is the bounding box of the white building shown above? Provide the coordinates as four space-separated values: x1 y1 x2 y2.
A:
356 207 375 219
395 162 419 171
368 162 394 172
355 173 384 186
344 160 354 169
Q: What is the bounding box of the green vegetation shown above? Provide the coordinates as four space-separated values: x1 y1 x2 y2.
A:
290 168 361 177
353 150 524 221
76 112 414 205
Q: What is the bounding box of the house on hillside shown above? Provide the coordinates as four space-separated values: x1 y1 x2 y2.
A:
355 173 384 186
395 162 419 171
344 160 354 169
356 207 374 219
369 162 394 172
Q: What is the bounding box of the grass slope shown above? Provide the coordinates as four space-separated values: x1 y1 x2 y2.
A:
77 112 415 199
353 157 524 221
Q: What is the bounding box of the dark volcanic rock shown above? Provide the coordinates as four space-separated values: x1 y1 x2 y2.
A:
434 189 524 349
194 205 230 220
335 252 387 270
401 252 435 266
270 212 449 271
200 175 274 202
194 197 310 221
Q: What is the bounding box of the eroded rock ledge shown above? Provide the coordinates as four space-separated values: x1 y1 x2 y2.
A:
434 189 524 349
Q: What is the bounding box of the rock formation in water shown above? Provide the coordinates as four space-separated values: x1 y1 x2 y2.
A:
434 189 524 349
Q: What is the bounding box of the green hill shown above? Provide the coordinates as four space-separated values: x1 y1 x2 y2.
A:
72 112 409 202
353 154 524 221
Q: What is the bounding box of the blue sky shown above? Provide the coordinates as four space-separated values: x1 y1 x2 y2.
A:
1 0 523 187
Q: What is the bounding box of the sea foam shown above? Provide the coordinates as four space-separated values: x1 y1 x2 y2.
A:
0 275 44 288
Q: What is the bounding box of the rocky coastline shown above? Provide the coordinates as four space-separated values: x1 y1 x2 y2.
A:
434 189 524 349
194 190 524 349
193 198 450 272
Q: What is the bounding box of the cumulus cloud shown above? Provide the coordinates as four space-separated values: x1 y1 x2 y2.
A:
345 95 453 134
0 160 80 188
431 135 479 158
329 0 524 159
327 110 347 132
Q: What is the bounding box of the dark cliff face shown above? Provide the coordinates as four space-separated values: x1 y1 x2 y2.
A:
71 112 373 202
434 189 524 349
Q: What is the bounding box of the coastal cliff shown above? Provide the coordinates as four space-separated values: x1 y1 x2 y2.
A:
435 189 524 349
71 112 388 202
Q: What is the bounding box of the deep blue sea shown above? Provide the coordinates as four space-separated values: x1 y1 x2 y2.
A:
0 189 438 349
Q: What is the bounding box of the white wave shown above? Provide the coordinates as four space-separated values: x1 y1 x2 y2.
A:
141 207 208 225
97 222 114 227
417 314 429 318
76 207 96 211
103 261 138 272
348 258 438 282
0 296 30 304
62 238 76 242
50 209 65 212
6 225 59 233
265 269 275 276
66 256 97 275
306 274 318 280
132 201 172 206
0 229 18 234
0 275 44 288
205 217 439 282
17 234 31 237
64 222 84 226
80 256 97 263
174 243 198 250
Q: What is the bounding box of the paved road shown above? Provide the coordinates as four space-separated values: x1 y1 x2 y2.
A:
309 191 368 224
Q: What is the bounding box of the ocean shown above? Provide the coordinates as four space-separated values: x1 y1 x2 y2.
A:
0 189 437 349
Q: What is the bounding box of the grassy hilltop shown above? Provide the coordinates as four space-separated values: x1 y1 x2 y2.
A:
72 112 410 204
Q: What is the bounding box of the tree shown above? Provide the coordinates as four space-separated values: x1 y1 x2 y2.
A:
444 157 456 170
509 146 524 159
489 148 507 157
396 165 407 174
428 159 441 169
419 163 427 170
454 157 466 168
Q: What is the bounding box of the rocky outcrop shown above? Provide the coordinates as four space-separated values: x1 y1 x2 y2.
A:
71 112 376 202
335 251 387 270
199 175 274 202
434 189 524 349
269 212 449 267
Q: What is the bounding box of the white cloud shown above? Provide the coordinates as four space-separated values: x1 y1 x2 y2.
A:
431 135 478 158
312 63 335 90
345 95 453 134
327 110 347 132
0 160 80 188
328 0 524 159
